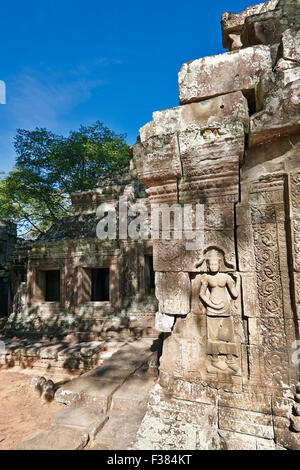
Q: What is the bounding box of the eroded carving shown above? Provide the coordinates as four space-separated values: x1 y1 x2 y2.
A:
197 247 240 375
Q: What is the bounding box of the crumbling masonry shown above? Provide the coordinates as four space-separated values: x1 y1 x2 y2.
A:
132 0 300 450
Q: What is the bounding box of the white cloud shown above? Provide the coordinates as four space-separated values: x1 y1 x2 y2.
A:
69 56 123 76
8 72 106 130
0 68 108 172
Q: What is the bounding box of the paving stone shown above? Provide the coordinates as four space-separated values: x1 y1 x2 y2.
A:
86 365 137 382
55 338 158 413
111 373 157 411
86 341 157 380
53 407 108 439
55 376 122 412
93 409 147 450
16 425 89 450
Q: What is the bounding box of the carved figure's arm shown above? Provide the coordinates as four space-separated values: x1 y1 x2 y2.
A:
226 273 240 299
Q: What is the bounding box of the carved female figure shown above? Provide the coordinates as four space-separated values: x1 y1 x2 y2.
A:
197 248 240 373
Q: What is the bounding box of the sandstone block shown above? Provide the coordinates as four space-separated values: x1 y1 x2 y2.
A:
79 341 105 357
135 412 198 450
276 58 300 72
153 230 236 272
111 373 156 411
255 437 277 450
18 341 43 357
155 272 190 316
132 134 181 187
219 407 274 439
240 273 260 317
39 342 68 359
250 80 300 146
178 45 273 106
163 378 218 405
237 229 256 272
221 0 278 50
282 67 300 87
274 427 300 450
133 92 248 204
57 344 82 360
94 409 147 450
53 407 108 439
16 425 89 450
55 376 122 412
240 9 282 47
282 28 300 63
218 429 257 450
139 93 248 142
155 312 175 332
291 415 300 432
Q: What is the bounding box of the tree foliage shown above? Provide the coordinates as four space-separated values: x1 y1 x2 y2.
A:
0 121 130 238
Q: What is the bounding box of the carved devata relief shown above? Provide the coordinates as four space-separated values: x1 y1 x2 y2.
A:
196 247 241 376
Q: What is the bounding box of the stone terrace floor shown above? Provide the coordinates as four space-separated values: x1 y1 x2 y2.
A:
0 333 160 450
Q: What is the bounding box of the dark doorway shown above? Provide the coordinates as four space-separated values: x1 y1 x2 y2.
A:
144 255 155 295
0 277 8 316
91 268 110 301
45 270 60 302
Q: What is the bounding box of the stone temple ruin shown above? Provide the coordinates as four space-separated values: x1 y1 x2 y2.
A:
0 165 158 373
1 0 300 451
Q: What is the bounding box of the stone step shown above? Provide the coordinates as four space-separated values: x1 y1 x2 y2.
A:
55 338 159 412
90 408 148 450
0 338 106 373
111 371 157 412
53 407 108 440
16 337 160 450
16 425 89 450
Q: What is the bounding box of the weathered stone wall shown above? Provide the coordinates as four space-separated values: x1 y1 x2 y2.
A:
133 0 300 450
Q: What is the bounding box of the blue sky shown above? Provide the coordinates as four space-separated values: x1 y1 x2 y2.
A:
0 0 253 174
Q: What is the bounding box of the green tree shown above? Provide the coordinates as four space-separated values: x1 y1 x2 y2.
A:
0 121 130 238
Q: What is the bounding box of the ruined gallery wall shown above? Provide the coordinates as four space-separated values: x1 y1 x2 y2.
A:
3 167 157 335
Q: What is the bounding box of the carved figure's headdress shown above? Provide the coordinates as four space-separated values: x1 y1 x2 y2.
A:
196 246 234 272
205 249 221 263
